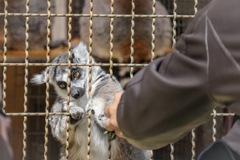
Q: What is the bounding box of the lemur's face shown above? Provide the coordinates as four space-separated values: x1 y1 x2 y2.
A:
52 66 87 100
31 42 91 101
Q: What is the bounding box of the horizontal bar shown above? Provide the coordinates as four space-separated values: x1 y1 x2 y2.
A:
6 112 71 116
211 113 235 116
5 112 235 117
0 63 148 67
0 13 195 18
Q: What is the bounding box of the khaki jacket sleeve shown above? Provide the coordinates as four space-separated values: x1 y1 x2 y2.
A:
117 0 240 150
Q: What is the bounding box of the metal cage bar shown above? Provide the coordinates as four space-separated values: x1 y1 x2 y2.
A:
43 0 52 159
129 0 135 79
22 0 30 159
108 0 115 159
109 0 114 79
2 0 8 113
151 0 156 62
65 0 73 159
0 13 195 18
191 1 199 159
87 0 94 159
170 0 177 159
0 0 235 159
212 109 217 142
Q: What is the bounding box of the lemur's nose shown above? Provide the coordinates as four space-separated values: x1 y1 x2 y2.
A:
73 93 80 99
71 87 85 99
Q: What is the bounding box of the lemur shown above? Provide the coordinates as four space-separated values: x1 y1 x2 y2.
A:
80 0 172 86
31 42 151 160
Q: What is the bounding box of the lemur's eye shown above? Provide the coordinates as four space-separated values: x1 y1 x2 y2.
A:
73 71 80 79
57 81 67 89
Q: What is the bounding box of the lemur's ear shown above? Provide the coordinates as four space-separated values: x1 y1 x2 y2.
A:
73 42 88 62
78 42 87 50
31 71 47 85
73 42 95 63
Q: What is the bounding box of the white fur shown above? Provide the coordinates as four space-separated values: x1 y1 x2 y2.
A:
30 71 46 85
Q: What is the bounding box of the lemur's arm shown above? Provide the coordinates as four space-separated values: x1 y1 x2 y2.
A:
49 97 84 144
88 78 122 129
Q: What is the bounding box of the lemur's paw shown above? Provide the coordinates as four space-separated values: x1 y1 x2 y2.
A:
69 106 84 124
96 114 108 129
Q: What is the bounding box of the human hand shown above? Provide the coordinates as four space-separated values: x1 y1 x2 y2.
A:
104 92 125 138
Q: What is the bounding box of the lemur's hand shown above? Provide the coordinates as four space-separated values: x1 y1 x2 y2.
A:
69 105 84 124
62 103 84 124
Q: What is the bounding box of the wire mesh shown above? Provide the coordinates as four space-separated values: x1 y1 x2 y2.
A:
22 0 30 159
43 0 51 159
108 0 115 159
2 0 7 113
0 0 234 160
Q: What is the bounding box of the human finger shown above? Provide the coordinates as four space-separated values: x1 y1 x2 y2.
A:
104 118 115 131
115 129 125 139
104 105 110 118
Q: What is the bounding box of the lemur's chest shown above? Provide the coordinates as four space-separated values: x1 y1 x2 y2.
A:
73 119 109 160
72 93 88 109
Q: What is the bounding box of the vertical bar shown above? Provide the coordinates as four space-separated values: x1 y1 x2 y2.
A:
170 143 174 160
194 0 198 15
127 0 136 158
108 0 114 159
212 109 217 142
129 0 135 79
150 0 156 62
44 0 51 159
109 0 114 79
22 0 30 159
2 0 8 113
191 1 198 160
87 0 94 159
150 1 156 158
172 0 177 47
65 0 73 159
191 129 196 160
170 0 177 159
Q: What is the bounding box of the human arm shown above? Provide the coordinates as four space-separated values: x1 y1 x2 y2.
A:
105 0 240 150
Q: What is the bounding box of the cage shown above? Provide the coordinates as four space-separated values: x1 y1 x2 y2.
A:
0 0 235 160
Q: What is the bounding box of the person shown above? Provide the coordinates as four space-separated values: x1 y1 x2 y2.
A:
104 0 240 159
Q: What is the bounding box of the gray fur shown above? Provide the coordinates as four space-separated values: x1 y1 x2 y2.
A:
31 42 151 160
80 0 171 86
80 0 172 63
0 0 55 50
